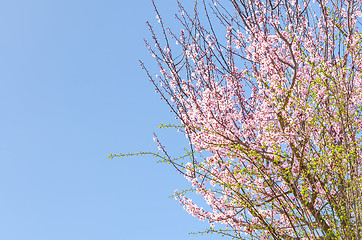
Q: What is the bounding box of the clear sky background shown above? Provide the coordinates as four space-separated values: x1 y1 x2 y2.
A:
0 0 225 239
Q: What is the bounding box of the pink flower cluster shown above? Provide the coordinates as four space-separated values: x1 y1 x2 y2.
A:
144 0 362 238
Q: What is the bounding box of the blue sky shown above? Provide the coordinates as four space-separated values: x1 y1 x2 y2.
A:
0 0 224 239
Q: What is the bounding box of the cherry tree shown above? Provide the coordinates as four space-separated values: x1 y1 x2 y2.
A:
111 0 362 239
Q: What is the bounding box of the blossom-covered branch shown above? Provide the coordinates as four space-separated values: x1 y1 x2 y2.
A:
120 0 362 239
